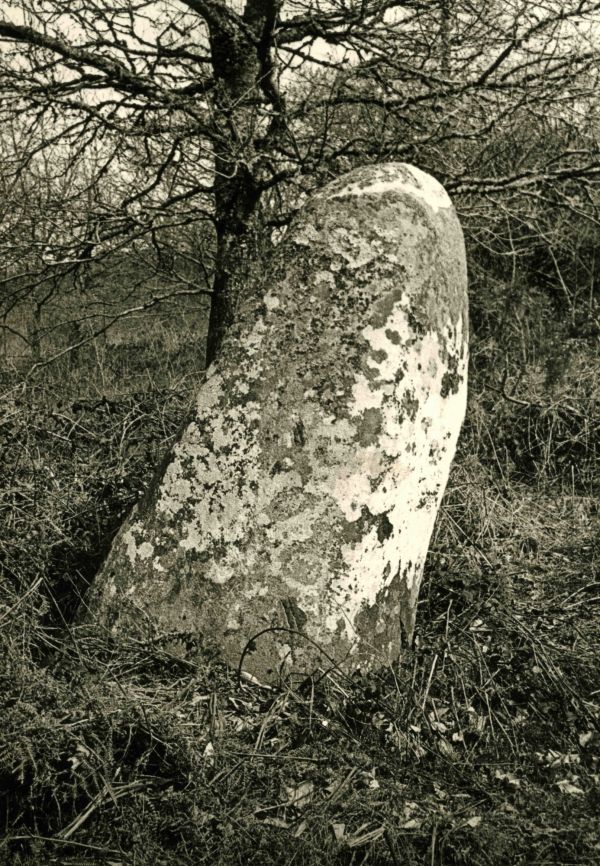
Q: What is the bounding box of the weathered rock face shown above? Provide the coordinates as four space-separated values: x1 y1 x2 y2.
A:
84 163 468 680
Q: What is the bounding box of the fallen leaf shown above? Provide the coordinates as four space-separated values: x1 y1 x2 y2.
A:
579 731 594 747
285 780 314 809
261 817 290 829
556 779 584 796
538 750 580 767
494 770 521 788
203 742 215 766
239 670 272 689
400 817 422 829
437 739 455 758
330 822 346 841
466 816 482 828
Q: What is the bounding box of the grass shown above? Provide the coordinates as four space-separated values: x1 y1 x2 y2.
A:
1 294 599 865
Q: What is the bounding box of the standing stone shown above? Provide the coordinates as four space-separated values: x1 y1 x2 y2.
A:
84 163 468 680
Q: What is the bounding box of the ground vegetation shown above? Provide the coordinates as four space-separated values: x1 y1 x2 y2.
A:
0 1 599 863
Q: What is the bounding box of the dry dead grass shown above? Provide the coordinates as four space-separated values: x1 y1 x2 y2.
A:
1 314 599 865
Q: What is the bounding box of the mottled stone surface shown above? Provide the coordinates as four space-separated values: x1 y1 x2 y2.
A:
84 163 469 681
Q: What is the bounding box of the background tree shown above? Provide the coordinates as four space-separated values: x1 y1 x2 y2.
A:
0 0 598 366
0 114 212 373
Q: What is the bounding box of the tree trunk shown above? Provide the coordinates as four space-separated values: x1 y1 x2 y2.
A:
440 0 451 77
205 171 262 366
203 0 281 364
30 302 42 364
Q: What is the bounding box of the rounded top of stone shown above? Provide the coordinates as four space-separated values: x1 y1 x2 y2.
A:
319 162 452 213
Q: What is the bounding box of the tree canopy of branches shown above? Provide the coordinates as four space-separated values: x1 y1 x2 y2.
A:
0 0 599 364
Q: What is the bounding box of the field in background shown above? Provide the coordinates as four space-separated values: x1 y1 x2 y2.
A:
0 258 599 865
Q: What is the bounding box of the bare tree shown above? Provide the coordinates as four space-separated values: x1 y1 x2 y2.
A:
0 0 599 363
0 115 213 369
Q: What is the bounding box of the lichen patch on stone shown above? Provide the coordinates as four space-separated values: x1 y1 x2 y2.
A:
327 162 452 214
